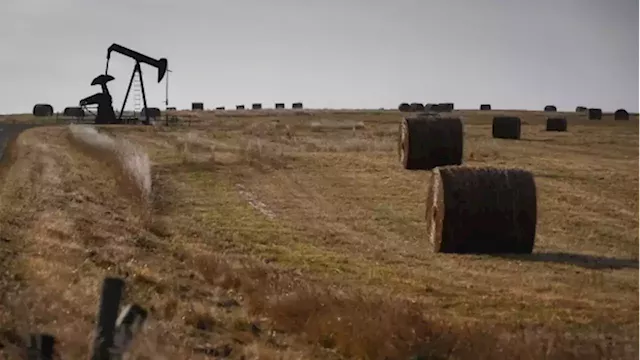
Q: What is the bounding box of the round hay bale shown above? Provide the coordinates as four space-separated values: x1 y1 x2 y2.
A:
166 107 177 111
33 103 53 117
410 103 425 112
252 103 262 110
398 103 411 112
480 104 491 110
275 103 285 109
587 108 602 120
236 105 245 110
575 106 587 113
544 105 557 112
141 107 161 118
492 116 521 140
292 102 304 109
63 106 84 118
215 106 225 110
614 109 629 121
425 103 440 112
192 102 204 111
426 166 537 254
438 103 454 112
546 117 567 132
398 115 464 170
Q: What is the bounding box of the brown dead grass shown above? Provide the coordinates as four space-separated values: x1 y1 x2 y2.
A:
0 109 638 359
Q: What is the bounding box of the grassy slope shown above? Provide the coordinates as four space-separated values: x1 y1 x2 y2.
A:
0 110 638 359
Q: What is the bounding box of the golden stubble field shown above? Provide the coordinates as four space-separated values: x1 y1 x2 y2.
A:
0 109 638 359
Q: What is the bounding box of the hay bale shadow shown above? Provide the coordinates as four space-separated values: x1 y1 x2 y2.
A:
498 252 638 270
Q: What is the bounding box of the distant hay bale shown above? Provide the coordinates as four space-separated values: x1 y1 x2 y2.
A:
236 105 245 110
614 109 629 121
192 102 204 111
215 106 225 110
410 103 425 112
398 115 464 170
575 106 587 113
275 103 285 109
33 103 53 117
587 108 602 120
141 107 161 119
544 105 557 112
438 103 454 112
252 103 262 110
398 103 411 112
425 103 440 112
492 116 521 140
292 102 304 109
546 117 567 132
166 107 177 111
425 166 537 254
480 104 491 110
63 106 84 118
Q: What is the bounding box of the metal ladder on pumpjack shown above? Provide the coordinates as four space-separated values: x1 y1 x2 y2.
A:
132 75 142 121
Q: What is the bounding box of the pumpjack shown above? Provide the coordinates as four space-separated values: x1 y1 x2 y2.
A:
79 44 168 125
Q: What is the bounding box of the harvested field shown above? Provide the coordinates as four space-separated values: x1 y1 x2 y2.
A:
0 109 638 359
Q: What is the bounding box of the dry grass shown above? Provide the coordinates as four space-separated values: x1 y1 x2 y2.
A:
0 109 638 359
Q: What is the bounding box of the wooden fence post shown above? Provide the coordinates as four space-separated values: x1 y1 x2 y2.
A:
90 277 125 360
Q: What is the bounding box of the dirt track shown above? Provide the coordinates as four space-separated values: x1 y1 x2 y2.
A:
0 124 45 160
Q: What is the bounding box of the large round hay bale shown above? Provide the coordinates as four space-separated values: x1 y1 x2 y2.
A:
33 103 53 117
544 105 557 112
398 103 411 112
141 107 161 118
192 102 204 111
426 166 537 254
587 108 602 120
410 103 425 112
398 115 464 170
546 117 567 132
438 103 454 112
492 116 521 140
292 102 304 109
575 106 587 113
275 103 285 109
614 109 629 121
63 106 84 118
252 103 262 110
236 105 245 110
480 104 491 110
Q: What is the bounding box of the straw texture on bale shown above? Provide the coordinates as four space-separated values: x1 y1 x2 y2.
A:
292 102 304 109
192 102 204 111
480 104 491 110
398 115 464 170
141 107 161 118
398 103 411 112
410 103 425 112
236 105 245 110
575 106 587 113
492 116 521 140
587 108 602 120
252 103 262 110
544 105 557 112
546 117 567 132
32 104 54 117
425 166 537 254
215 107 225 110
438 103 454 112
275 103 285 109
614 109 629 121
63 107 84 117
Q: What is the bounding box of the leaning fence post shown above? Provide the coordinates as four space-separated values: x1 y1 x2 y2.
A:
26 333 55 360
90 277 125 360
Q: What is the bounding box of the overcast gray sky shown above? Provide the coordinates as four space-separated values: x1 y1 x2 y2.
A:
1 0 638 113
